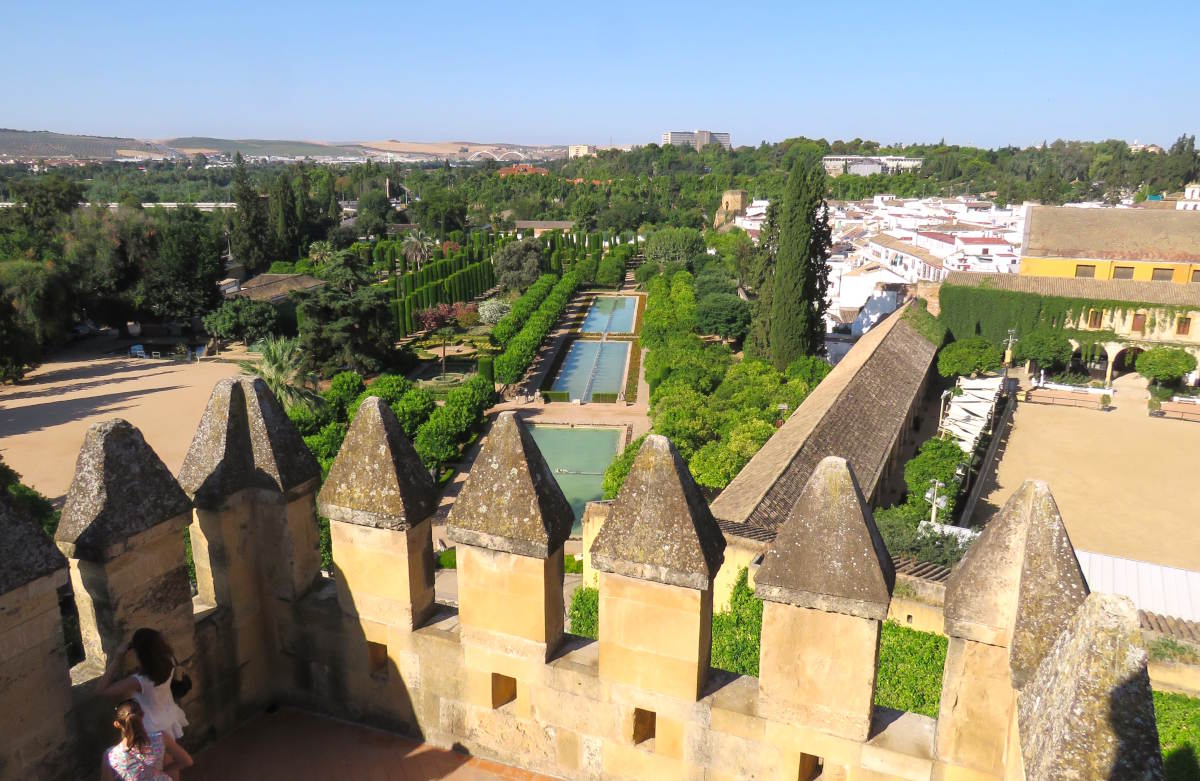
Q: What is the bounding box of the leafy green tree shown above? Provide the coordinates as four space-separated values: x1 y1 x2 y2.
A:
785 355 832 387
1014 330 1074 371
493 237 545 291
356 188 390 238
323 371 366 421
0 287 41 381
9 174 83 252
696 293 751 341
62 205 155 328
644 226 704 267
0 454 59 535
710 568 763 676
689 418 775 489
142 206 224 320
294 253 398 376
937 337 1002 378
769 156 832 369
568 586 599 639
237 336 320 411
391 388 436 437
412 187 467 239
401 229 436 271
602 434 647 499
1136 347 1197 386
903 437 968 517
202 297 279 344
230 152 271 275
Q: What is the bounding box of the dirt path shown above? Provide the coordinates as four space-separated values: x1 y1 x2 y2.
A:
977 373 1200 570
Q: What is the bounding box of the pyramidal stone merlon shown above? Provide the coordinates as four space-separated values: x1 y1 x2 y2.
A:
1017 593 1163 781
317 397 437 529
55 419 191 561
944 479 1089 689
447 411 573 557
178 377 320 509
755 456 894 620
590 434 725 590
0 493 67 595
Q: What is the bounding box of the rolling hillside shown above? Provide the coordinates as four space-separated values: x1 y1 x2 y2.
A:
0 129 176 159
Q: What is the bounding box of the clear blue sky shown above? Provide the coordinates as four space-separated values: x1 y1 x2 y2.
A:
4 0 1199 149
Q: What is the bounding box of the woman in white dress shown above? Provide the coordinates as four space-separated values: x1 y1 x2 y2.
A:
97 628 189 739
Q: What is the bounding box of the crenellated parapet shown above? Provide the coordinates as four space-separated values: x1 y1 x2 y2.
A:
935 479 1090 779
55 419 195 668
0 495 74 780
0 374 1167 781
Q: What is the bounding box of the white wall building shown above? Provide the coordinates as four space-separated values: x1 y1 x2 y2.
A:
661 130 731 151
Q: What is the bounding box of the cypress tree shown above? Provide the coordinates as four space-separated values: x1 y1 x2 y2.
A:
768 156 832 370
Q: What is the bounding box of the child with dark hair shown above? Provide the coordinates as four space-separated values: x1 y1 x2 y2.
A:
102 699 192 781
97 628 189 739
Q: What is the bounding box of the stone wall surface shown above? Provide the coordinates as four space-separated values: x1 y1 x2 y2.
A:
0 380 1166 780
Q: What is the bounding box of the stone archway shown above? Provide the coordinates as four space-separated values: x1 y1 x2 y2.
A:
1106 344 1143 385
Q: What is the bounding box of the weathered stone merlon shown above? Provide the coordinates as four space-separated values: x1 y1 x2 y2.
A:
447 411 573 558
754 455 894 620
1017 593 1163 781
590 434 725 590
317 397 437 529
0 493 67 595
943 479 1089 688
55 419 191 561
178 376 319 509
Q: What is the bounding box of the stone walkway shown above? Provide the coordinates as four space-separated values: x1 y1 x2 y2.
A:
977 372 1200 571
189 707 552 780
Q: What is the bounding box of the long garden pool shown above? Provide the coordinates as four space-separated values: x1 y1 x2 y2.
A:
551 340 629 402
527 424 622 533
580 295 637 334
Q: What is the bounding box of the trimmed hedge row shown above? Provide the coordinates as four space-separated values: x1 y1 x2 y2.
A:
591 392 619 403
492 274 557 346
413 374 494 469
495 273 580 385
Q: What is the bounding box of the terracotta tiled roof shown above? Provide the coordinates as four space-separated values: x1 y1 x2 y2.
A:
1025 206 1200 262
944 271 1200 307
514 220 575 230
711 305 937 537
958 236 1009 246
870 233 944 268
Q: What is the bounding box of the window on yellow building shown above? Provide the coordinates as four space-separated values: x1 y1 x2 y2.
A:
1152 268 1174 282
1179 317 1192 336
1192 269 1200 283
1132 313 1147 331
1113 266 1135 280
1088 310 1102 328
1075 264 1096 278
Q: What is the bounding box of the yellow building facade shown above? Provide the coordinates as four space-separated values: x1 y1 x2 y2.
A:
1020 205 1200 284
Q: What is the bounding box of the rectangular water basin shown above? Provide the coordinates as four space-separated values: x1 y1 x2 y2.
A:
580 295 637 334
527 424 622 532
551 340 629 402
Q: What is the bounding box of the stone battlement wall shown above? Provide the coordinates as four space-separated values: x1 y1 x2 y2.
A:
0 377 1165 780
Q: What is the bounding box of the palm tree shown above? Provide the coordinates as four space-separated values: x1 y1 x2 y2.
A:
308 240 334 264
237 336 321 411
402 229 436 271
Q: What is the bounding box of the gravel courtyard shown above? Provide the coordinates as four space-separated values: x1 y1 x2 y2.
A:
977 374 1200 571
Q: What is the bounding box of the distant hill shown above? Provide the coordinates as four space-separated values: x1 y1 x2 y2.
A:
164 137 367 157
0 128 175 159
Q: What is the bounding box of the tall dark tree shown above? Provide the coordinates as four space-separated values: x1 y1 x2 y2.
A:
768 157 831 369
229 152 271 275
141 206 223 320
267 172 301 259
745 202 779 359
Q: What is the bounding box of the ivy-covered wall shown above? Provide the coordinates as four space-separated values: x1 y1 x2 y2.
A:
939 284 1188 345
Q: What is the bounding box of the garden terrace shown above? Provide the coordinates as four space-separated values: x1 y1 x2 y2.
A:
0 374 1172 780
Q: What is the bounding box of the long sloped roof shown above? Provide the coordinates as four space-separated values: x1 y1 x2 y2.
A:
710 305 937 538
1024 206 1200 262
944 271 1200 307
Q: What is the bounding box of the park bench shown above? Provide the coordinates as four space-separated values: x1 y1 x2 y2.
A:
1023 387 1104 410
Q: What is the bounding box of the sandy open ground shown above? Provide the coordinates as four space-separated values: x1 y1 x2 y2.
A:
0 355 242 502
977 374 1200 571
